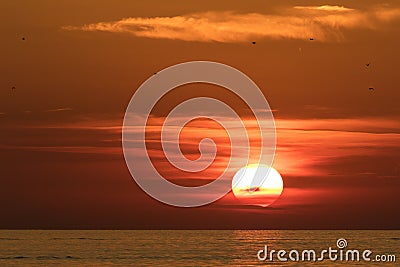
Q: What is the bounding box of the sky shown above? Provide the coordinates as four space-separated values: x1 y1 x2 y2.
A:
0 0 399 229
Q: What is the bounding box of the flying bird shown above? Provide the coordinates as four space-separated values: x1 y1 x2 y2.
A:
11 86 16 90
252 41 256 45
248 187 261 193
309 38 314 41
368 87 375 91
238 187 261 193
22 37 25 41
366 63 370 67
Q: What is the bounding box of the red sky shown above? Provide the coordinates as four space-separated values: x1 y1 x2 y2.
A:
0 0 399 229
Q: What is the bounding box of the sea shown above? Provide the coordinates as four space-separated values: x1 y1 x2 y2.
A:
0 230 398 266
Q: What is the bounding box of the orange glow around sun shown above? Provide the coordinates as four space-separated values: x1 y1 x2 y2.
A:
232 165 284 207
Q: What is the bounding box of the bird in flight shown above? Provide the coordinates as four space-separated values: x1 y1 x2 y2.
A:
11 86 16 90
309 37 314 41
252 41 256 45
247 187 261 193
22 37 26 41
366 63 370 67
368 87 375 91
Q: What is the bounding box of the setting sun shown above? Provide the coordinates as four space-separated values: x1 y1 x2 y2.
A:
232 165 284 207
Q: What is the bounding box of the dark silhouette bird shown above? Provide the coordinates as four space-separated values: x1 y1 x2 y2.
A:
238 187 261 193
153 72 157 75
252 41 256 45
366 63 370 67
11 86 16 90
22 37 25 41
309 37 314 41
368 87 375 91
248 187 261 193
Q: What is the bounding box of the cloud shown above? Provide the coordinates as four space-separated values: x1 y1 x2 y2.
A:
45 107 73 113
118 115 400 179
276 117 400 134
294 5 354 12
63 5 400 43
2 114 399 180
0 144 121 156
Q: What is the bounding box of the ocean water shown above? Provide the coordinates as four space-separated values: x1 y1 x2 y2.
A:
0 230 398 266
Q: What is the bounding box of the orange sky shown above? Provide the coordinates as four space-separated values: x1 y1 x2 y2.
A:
0 0 399 229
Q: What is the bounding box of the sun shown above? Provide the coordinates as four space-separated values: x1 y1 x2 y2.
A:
232 164 284 207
